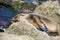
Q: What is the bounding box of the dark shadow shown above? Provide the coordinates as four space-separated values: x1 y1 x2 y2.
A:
0 29 4 32
0 2 12 8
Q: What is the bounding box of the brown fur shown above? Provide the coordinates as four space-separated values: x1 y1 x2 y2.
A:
25 14 58 34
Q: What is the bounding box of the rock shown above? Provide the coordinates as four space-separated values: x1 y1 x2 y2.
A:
5 18 51 40
0 33 35 40
33 1 60 24
51 36 59 40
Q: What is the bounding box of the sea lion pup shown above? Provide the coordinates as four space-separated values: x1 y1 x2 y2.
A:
21 14 58 36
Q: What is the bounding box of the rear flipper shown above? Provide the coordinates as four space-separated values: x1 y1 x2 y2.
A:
38 23 58 36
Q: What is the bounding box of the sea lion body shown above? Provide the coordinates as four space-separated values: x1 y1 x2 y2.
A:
21 14 58 36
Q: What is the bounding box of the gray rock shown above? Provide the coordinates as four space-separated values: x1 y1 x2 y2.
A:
51 36 59 40
5 19 51 40
0 33 35 40
33 1 60 24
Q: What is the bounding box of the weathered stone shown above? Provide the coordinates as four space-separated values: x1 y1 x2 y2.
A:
0 33 35 40
33 1 60 24
5 18 51 40
51 36 59 40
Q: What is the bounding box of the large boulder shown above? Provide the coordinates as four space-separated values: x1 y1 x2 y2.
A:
33 1 60 24
5 18 51 40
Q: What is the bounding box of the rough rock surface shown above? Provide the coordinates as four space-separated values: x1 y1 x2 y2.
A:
51 36 59 40
5 18 51 40
0 33 35 40
33 1 60 24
